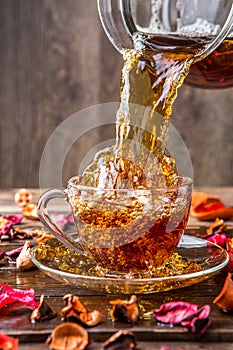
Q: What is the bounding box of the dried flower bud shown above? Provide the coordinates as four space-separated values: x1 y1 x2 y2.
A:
101 330 136 350
30 295 57 323
15 189 32 207
110 295 139 323
16 241 35 271
46 322 88 350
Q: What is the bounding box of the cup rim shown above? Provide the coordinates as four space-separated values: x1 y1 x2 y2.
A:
67 175 193 193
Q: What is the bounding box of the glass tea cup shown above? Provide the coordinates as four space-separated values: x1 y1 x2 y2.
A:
98 0 233 62
37 175 192 277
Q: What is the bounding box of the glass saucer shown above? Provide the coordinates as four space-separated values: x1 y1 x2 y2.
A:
31 235 229 294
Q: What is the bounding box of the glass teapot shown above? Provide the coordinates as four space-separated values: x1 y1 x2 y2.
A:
98 0 233 88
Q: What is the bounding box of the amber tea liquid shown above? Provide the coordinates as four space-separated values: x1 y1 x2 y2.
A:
186 37 233 88
75 34 203 275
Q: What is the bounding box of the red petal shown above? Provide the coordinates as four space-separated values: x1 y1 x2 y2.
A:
154 301 199 325
0 283 38 311
0 333 18 349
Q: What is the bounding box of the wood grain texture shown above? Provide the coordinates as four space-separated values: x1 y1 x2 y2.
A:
0 188 232 348
0 0 232 188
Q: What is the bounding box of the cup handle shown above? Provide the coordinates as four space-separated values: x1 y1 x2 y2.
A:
37 188 87 256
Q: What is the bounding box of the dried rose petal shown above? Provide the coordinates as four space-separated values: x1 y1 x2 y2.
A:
0 333 18 350
181 316 211 335
0 283 38 313
154 301 199 325
50 213 74 230
5 215 23 225
101 330 136 350
0 252 5 260
110 295 139 323
180 305 211 335
0 215 23 241
202 232 227 248
154 301 211 335
30 295 57 323
5 246 24 263
46 322 88 350
213 272 233 312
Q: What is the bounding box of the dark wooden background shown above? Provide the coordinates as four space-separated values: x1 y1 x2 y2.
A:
0 0 232 188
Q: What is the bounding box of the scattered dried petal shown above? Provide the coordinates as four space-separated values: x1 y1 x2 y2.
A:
101 330 136 350
154 301 211 335
0 283 38 313
16 241 35 271
46 322 88 350
35 231 54 244
202 232 227 248
110 295 139 323
224 238 233 272
206 218 226 235
181 316 211 335
15 189 33 207
5 246 24 263
50 213 74 230
0 252 5 260
61 294 102 327
191 193 233 221
30 295 57 323
213 272 233 312
22 203 38 220
0 333 18 350
0 215 23 241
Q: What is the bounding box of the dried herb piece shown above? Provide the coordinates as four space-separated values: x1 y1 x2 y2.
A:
154 301 211 335
101 330 136 350
30 295 57 323
213 272 233 312
46 322 88 350
109 295 139 323
0 283 38 314
61 294 102 326
0 333 18 350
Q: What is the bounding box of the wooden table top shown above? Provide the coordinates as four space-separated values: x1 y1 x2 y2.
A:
0 188 233 350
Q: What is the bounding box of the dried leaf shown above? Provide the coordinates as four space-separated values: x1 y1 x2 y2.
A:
213 272 233 312
46 322 88 350
30 295 57 323
101 330 136 350
110 295 139 323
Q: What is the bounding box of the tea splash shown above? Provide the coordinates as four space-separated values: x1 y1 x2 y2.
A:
81 34 207 189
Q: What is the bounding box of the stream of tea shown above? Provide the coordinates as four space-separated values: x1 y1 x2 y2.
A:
80 33 208 189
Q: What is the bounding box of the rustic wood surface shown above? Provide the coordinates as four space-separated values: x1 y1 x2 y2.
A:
0 0 232 188
0 188 233 349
